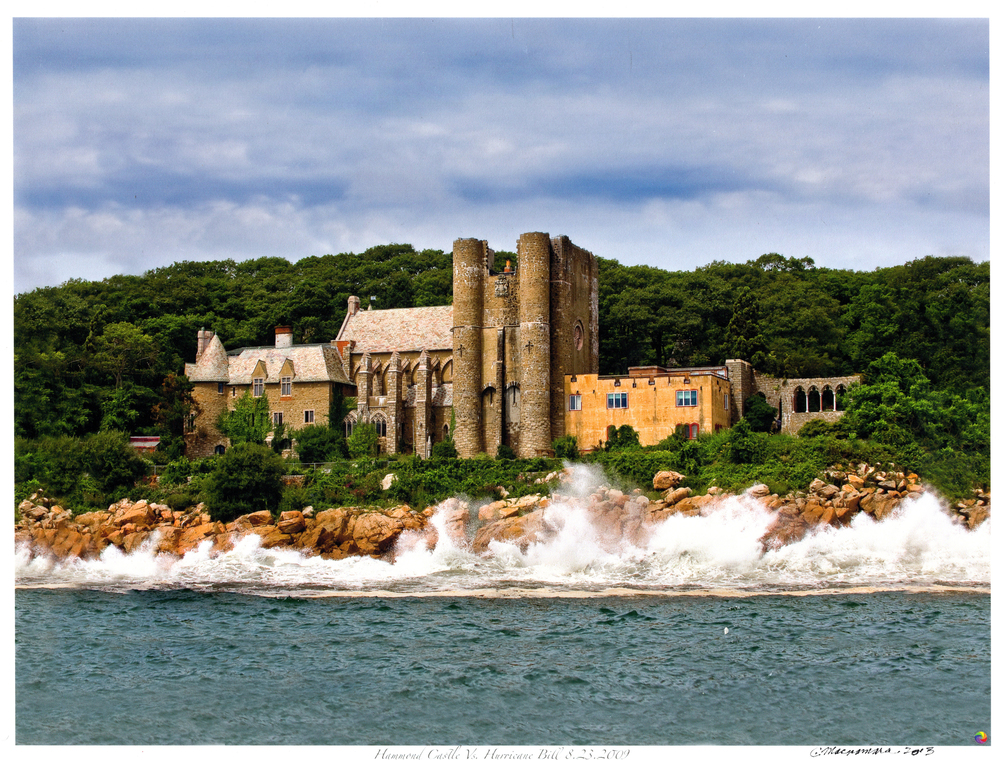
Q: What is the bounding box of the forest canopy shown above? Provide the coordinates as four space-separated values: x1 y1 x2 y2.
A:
14 246 989 444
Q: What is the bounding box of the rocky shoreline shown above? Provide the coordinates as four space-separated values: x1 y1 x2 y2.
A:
15 464 990 563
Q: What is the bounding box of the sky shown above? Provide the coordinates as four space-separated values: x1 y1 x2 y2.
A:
11 16 990 294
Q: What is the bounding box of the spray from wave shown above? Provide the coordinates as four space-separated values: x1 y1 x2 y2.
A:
15 463 989 595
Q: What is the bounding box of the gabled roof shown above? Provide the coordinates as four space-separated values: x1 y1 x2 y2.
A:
226 344 351 385
185 335 351 386
337 305 453 354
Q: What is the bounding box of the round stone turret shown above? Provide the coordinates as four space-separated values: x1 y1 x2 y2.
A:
517 232 552 457
452 238 487 457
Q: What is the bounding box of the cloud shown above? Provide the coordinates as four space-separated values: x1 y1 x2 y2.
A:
13 18 989 293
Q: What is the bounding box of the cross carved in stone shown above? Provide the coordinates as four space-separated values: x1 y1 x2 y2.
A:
524 340 533 353
456 344 464 357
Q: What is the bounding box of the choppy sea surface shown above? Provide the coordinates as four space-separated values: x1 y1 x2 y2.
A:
14 467 991 746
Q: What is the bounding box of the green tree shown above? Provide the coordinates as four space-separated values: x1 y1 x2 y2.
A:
347 422 379 459
725 286 766 363
552 435 580 460
151 373 199 437
204 442 286 521
90 322 159 389
218 390 272 445
99 384 140 432
294 424 347 462
743 394 778 433
723 419 768 464
79 430 150 497
605 424 640 451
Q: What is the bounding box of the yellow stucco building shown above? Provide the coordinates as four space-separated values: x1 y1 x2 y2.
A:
563 366 732 451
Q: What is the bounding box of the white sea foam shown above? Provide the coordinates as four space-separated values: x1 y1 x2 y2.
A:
14 466 990 595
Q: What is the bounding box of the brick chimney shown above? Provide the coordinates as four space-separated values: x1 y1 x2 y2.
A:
275 326 293 349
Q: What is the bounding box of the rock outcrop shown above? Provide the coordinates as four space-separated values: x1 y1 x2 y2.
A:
14 463 989 564
14 494 431 563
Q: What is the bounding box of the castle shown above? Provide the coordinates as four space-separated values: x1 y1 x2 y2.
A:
184 232 858 458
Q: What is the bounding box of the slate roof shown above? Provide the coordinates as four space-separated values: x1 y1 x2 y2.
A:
185 336 351 386
337 305 453 354
184 334 229 382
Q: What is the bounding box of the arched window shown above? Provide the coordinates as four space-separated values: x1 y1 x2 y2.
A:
574 322 584 351
835 385 846 411
689 423 699 439
794 388 807 413
442 423 449 440
214 444 226 455
808 388 821 413
345 416 355 438
822 387 835 411
373 416 387 438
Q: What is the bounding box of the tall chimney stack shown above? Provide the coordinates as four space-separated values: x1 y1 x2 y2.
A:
275 326 293 349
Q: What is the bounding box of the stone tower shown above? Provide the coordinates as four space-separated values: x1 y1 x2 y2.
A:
452 232 598 458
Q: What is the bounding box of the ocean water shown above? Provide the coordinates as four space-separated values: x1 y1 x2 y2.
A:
14 467 991 747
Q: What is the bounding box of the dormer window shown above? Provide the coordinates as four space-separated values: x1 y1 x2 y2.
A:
253 378 264 397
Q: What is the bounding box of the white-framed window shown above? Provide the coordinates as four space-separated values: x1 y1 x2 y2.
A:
272 412 283 426
304 410 315 424
253 378 264 397
676 389 698 407
569 393 582 411
607 392 628 409
280 376 292 396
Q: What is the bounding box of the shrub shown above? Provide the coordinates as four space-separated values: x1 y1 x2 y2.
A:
164 492 195 512
743 394 778 433
552 435 579 461
605 425 640 451
432 439 458 459
204 442 286 522
347 423 379 459
294 423 347 463
496 444 516 460
80 430 150 497
723 420 768 465
797 419 836 439
159 457 192 486
279 484 312 513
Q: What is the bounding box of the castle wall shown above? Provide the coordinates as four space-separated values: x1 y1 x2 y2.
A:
186 382 231 458
563 371 730 450
186 379 337 458
451 232 598 458
732 368 860 434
